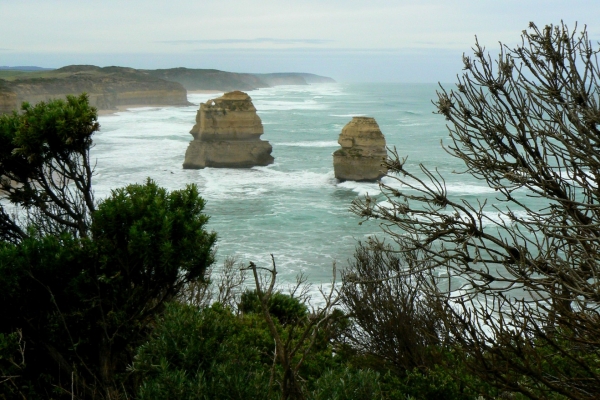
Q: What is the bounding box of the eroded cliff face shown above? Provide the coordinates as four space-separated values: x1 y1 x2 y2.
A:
333 117 387 181
0 66 190 114
12 82 188 110
183 91 274 168
0 65 336 114
0 90 17 114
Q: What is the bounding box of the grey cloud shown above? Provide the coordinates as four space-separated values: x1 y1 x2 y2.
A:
161 38 334 45
187 47 460 55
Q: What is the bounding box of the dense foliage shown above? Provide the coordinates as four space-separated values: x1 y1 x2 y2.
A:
133 297 365 400
0 94 97 241
239 289 309 325
134 302 274 400
351 22 600 399
0 96 216 399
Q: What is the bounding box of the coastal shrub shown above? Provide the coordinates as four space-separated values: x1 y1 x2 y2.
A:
242 260 351 400
0 232 98 399
308 367 383 400
134 302 276 400
341 242 446 373
0 181 216 398
350 22 600 398
0 95 217 399
380 362 495 400
135 284 356 400
239 289 308 325
0 330 39 399
0 93 98 242
475 330 599 399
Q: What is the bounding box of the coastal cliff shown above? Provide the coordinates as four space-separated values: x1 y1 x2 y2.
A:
0 65 190 114
183 91 274 168
0 80 17 114
145 68 335 91
145 68 270 91
333 117 388 181
0 65 336 115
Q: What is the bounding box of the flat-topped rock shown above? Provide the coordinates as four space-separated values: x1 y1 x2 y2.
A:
183 91 274 169
333 117 387 181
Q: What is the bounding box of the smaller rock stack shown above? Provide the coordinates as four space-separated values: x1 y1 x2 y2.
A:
333 117 387 181
183 91 274 169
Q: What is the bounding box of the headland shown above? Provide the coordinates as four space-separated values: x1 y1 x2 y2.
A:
0 66 335 115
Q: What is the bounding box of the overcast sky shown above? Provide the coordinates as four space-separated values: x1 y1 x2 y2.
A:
1 0 599 82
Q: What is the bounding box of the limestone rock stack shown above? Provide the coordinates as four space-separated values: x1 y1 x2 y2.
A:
183 91 274 169
333 117 387 181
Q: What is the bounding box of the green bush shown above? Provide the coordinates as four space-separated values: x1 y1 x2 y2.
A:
134 302 277 400
377 351 495 400
134 297 366 400
0 180 217 398
309 367 383 400
239 289 308 325
0 96 217 398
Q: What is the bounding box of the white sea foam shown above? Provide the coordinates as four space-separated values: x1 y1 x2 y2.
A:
251 84 347 98
444 182 497 195
90 83 543 291
277 141 339 148
376 175 496 196
336 180 381 197
398 122 430 127
367 200 532 230
253 99 329 111
193 167 337 201
330 113 366 118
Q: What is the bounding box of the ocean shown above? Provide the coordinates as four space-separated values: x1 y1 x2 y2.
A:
94 82 500 286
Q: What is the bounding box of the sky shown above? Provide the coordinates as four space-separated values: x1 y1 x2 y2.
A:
1 0 599 82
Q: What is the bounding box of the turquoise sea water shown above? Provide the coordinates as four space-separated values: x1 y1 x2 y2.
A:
94 83 501 285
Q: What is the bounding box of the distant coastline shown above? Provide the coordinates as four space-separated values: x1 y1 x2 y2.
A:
0 66 54 71
0 65 335 115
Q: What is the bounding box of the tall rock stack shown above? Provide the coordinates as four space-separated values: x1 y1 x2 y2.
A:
333 117 387 181
183 91 274 169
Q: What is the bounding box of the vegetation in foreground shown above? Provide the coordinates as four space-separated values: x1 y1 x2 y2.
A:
352 21 600 399
2 21 600 399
